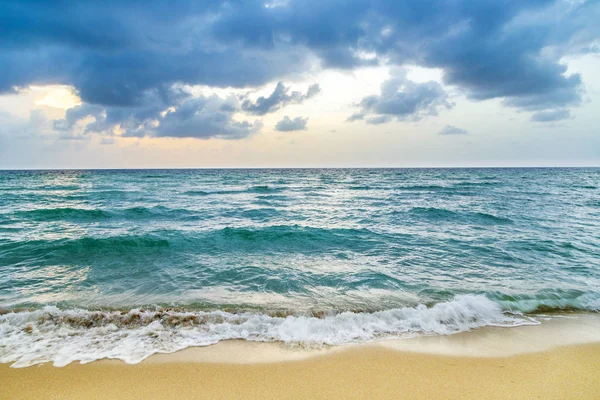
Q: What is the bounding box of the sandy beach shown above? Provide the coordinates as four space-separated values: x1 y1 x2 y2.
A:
2 316 600 400
2 343 599 400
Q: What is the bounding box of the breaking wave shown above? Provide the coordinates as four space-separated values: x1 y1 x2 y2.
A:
0 295 537 368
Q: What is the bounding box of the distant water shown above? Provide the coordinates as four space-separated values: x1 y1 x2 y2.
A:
1 168 599 367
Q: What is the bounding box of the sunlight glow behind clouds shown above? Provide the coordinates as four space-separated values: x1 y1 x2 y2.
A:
32 86 81 110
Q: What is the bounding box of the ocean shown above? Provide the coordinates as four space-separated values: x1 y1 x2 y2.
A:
1 168 599 367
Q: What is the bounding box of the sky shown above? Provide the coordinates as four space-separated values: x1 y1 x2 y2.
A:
0 0 599 168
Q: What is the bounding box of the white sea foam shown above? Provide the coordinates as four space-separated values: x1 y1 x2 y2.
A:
0 295 538 368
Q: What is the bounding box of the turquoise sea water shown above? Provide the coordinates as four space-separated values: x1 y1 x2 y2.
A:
1 168 599 366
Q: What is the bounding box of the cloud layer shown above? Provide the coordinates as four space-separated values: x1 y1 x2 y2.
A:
1 0 599 139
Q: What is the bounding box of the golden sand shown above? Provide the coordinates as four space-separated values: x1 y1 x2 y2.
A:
3 318 600 399
1 343 599 400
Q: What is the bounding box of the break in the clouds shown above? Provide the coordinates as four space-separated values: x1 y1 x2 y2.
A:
439 125 469 135
275 116 309 132
1 0 599 140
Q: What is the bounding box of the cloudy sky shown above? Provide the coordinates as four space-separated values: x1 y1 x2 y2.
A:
1 0 599 168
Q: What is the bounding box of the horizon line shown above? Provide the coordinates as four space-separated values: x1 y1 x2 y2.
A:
1 166 599 171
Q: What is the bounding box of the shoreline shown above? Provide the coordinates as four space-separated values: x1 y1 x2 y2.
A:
143 312 600 364
2 314 600 399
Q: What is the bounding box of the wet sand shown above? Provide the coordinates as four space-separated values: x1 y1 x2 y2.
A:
2 316 600 399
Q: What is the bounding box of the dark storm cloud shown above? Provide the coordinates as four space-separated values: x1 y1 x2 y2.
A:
241 82 320 115
207 0 597 115
348 69 453 124
0 1 311 105
275 116 308 132
1 0 598 135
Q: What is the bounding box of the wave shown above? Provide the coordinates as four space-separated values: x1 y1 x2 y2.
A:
0 295 536 368
184 189 246 196
0 235 171 261
183 190 211 196
209 225 380 252
249 185 284 193
0 225 383 258
239 208 281 220
11 207 112 222
407 207 513 224
348 185 374 191
118 206 200 220
21 184 83 191
396 182 501 194
453 181 501 188
8 206 197 222
398 184 447 191
184 185 285 196
587 200 600 207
